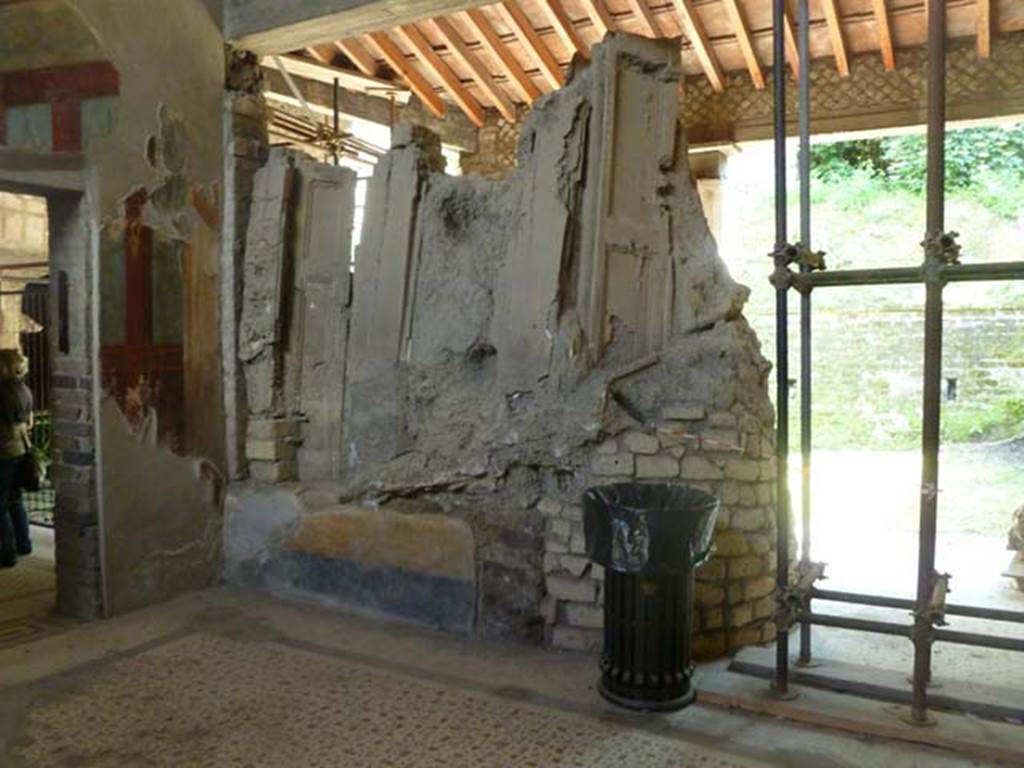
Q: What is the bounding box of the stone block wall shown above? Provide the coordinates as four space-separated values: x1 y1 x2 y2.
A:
539 403 778 658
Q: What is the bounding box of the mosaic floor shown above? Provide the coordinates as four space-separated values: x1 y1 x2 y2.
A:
0 554 64 650
14 632 762 768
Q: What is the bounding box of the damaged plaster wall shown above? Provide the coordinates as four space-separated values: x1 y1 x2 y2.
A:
64 0 228 615
229 34 776 649
344 33 773 643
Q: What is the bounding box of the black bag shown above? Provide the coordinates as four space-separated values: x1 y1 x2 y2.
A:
16 428 43 493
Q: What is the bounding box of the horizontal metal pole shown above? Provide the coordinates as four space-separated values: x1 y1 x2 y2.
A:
798 612 911 638
790 267 920 289
789 260 1024 290
935 629 1024 653
812 588 913 611
812 588 1024 624
945 261 1024 282
802 612 1024 652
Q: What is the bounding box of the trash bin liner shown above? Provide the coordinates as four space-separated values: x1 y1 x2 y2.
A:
583 482 720 711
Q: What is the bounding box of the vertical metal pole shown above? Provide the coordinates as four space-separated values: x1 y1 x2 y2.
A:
797 0 813 666
912 0 946 725
332 77 340 166
772 0 792 695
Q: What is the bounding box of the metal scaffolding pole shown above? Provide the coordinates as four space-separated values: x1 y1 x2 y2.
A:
796 0 813 667
911 0 948 725
765 0 1024 725
771 0 792 696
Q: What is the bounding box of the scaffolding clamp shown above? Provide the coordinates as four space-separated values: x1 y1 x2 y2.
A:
796 243 827 272
922 230 962 266
769 242 800 290
913 571 952 636
776 560 827 631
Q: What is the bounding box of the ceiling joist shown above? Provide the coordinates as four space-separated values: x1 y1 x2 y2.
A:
538 0 590 60
782 2 801 80
393 23 486 127
495 0 565 90
624 0 662 38
871 0 896 70
335 38 378 76
365 31 447 119
670 0 725 92
821 0 851 76
461 8 542 103
431 16 518 122
977 0 992 57
581 0 615 39
721 0 764 89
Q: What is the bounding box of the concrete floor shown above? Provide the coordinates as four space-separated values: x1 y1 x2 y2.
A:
0 586 994 767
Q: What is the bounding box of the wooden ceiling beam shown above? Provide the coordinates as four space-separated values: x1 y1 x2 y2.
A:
721 0 764 89
977 0 992 58
821 0 851 76
304 45 333 65
581 0 615 39
495 0 565 91
431 16 518 122
461 8 542 103
366 32 447 119
670 0 725 92
624 0 661 38
335 38 377 76
783 1 800 80
538 0 590 60
871 0 896 70
393 23 486 127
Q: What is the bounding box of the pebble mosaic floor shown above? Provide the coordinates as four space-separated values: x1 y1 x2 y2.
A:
0 556 63 650
15 633 763 768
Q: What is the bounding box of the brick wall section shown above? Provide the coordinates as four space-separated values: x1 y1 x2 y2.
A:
541 402 778 659
47 192 102 619
223 51 269 479
459 118 521 180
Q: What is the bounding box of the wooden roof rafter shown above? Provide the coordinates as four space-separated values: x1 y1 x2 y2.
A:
624 0 662 38
669 0 725 92
978 0 992 57
430 16 519 122
269 0 1021 136
871 0 896 70
335 38 378 76
460 7 542 103
721 0 765 89
494 0 565 90
783 1 801 80
581 0 615 38
365 31 447 119
538 0 590 60
392 23 487 127
821 0 851 76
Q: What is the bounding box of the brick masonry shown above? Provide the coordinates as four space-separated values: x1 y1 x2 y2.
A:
48 192 102 620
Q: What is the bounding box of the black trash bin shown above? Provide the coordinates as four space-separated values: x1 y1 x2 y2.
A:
583 482 719 712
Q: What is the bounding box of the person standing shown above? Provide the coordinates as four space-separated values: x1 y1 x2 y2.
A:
0 349 33 568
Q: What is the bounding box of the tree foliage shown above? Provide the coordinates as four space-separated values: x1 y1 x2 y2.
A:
810 124 1024 188
809 123 1024 217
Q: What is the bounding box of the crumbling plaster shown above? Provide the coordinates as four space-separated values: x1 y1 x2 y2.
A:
229 34 778 651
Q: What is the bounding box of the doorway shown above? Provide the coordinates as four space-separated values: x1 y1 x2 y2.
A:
0 190 61 647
